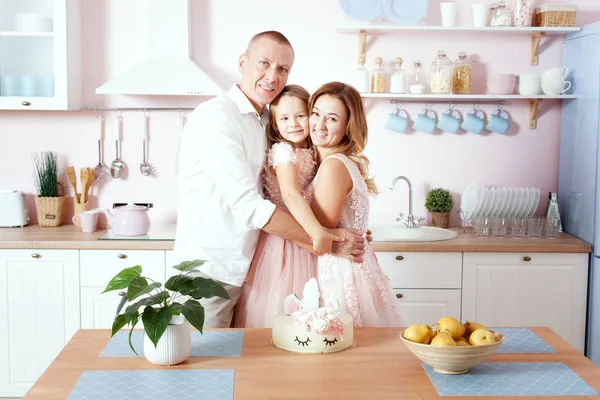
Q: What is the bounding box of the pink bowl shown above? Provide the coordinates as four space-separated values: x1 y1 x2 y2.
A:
486 74 516 94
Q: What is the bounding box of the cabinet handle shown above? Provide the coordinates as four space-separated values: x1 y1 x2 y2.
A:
118 291 126 297
523 256 532 262
117 254 127 259
31 253 41 259
21 101 31 106
395 255 404 261
396 293 403 299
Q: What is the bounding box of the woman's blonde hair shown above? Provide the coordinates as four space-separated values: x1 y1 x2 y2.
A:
308 82 377 195
266 84 311 148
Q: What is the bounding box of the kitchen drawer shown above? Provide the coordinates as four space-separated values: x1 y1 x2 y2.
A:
376 252 462 289
80 250 165 287
392 288 462 326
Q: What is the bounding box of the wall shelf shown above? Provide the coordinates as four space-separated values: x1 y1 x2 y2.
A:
0 31 54 37
338 25 581 66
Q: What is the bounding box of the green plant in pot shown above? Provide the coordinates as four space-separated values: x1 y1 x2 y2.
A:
33 151 66 227
103 259 230 365
425 188 454 228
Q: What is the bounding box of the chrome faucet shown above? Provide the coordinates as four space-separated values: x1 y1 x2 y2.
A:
389 176 424 228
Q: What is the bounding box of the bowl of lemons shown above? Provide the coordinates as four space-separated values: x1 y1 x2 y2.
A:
399 316 504 375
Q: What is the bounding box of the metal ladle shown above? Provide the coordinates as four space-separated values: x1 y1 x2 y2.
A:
139 114 155 176
110 115 125 178
95 115 106 178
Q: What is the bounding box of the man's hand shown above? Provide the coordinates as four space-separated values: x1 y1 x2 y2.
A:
366 229 373 243
313 230 345 255
327 228 366 263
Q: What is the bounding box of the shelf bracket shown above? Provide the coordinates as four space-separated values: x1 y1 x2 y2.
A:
531 32 545 65
529 99 540 129
358 30 367 65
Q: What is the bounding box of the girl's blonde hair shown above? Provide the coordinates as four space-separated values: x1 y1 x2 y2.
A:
308 82 377 195
266 84 311 148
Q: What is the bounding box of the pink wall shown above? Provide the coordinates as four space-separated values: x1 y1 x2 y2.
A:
1 0 598 228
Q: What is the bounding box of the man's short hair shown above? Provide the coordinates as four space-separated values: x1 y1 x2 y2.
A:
246 31 294 56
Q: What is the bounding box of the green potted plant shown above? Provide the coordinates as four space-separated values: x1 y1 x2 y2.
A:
103 259 230 365
33 151 67 227
425 188 454 228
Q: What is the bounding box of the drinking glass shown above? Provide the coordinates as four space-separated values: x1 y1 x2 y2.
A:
527 217 543 239
473 217 490 238
491 217 507 238
544 217 559 239
510 218 527 239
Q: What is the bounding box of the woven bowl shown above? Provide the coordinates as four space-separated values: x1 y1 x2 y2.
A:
399 330 504 375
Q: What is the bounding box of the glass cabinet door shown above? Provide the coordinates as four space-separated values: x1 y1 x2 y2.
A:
0 0 56 99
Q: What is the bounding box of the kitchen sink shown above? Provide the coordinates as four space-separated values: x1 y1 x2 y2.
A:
370 225 458 242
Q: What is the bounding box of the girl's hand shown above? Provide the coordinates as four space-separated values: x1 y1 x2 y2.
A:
312 230 345 255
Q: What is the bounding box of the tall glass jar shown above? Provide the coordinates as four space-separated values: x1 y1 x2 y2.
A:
352 56 369 93
408 62 425 94
389 57 407 94
491 0 513 26
370 57 387 93
452 52 472 94
430 50 452 94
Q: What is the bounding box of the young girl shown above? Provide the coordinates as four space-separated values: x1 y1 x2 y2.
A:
234 84 341 328
308 82 401 327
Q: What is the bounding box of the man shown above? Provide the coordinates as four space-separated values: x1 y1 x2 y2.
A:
174 31 365 328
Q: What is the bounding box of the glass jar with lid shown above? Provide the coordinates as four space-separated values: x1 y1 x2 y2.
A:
490 0 513 26
370 56 387 93
352 55 369 93
408 62 425 94
452 52 472 94
389 57 407 94
430 50 452 94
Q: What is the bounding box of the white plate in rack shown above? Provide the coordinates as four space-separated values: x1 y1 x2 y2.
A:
461 182 479 216
473 187 487 217
483 188 496 217
530 188 541 217
499 187 510 217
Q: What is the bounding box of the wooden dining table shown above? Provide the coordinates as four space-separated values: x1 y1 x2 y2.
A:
23 327 600 399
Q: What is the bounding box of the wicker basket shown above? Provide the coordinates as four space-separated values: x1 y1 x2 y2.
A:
35 196 67 227
535 4 577 27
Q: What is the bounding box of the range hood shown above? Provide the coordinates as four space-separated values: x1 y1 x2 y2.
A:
96 0 222 96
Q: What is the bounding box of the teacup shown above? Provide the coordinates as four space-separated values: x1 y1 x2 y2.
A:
72 210 99 233
486 107 510 134
412 107 437 134
541 67 571 95
385 106 409 133
461 107 486 134
437 107 462 134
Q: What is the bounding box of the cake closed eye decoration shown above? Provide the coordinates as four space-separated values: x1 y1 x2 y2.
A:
272 278 355 354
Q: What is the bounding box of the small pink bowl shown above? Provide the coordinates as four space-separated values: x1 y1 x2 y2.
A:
487 74 516 94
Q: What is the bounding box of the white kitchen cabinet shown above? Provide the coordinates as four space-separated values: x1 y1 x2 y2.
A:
0 0 81 110
462 252 589 352
0 249 79 398
79 250 166 329
392 288 462 326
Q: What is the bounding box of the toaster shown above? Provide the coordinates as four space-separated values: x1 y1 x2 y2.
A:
0 190 30 227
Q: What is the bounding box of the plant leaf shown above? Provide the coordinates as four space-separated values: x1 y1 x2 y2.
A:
142 306 174 348
128 313 140 356
181 300 205 334
191 277 231 300
115 293 128 317
102 266 142 293
165 274 194 294
172 259 206 273
111 314 127 337
171 302 184 315
124 291 169 323
127 278 161 302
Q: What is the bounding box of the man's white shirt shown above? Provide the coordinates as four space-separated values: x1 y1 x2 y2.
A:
174 85 276 287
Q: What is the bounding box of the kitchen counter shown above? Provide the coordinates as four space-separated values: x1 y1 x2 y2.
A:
0 224 591 252
23 327 600 399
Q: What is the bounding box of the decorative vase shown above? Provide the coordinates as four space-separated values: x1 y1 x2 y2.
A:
143 315 191 365
34 196 67 227
431 212 450 228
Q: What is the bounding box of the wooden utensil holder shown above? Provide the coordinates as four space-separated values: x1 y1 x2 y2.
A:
73 199 90 225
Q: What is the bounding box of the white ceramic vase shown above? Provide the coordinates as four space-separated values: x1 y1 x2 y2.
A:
143 314 191 365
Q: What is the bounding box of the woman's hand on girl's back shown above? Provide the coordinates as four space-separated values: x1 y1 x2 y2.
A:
313 230 345 255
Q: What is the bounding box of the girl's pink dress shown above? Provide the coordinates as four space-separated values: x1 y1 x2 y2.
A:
234 142 318 328
314 153 402 327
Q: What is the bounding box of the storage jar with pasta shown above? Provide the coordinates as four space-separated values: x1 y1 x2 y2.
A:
370 57 387 93
452 51 472 94
430 50 452 94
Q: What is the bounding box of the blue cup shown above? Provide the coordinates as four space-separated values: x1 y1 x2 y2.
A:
486 108 510 134
385 107 409 133
413 107 437 134
437 107 462 134
461 108 486 134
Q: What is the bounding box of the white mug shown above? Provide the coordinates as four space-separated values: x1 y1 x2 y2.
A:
518 73 542 96
72 210 99 233
541 66 571 95
440 2 457 27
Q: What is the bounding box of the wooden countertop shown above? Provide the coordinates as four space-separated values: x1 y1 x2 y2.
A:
24 327 600 400
0 225 592 253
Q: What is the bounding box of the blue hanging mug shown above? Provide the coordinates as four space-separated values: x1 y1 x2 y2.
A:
486 106 510 134
437 106 462 134
461 106 486 134
385 106 409 133
413 106 438 134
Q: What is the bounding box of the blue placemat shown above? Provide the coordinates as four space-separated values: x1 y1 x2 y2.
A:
100 331 244 357
67 370 234 400
423 362 597 396
494 328 555 354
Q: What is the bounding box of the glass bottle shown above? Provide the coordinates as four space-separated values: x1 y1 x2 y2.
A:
352 56 369 93
491 0 513 26
389 57 407 94
408 62 425 94
452 52 472 94
370 56 387 93
430 50 452 94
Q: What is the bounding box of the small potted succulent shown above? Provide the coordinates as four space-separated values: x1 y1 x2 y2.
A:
33 151 67 227
425 188 454 228
103 259 230 365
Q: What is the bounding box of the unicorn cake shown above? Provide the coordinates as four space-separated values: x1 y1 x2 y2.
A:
272 278 354 354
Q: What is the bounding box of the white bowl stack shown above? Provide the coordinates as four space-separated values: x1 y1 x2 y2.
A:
461 183 541 219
